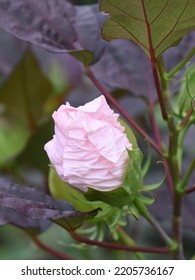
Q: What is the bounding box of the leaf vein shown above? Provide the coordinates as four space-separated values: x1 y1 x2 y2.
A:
150 0 170 25
154 0 189 52
109 18 149 51
107 0 143 22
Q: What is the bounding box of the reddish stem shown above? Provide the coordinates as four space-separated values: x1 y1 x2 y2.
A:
32 236 74 260
86 67 162 156
141 0 168 121
148 102 162 147
180 107 194 129
70 231 170 255
185 185 195 194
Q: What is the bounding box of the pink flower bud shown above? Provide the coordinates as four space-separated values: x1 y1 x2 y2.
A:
44 95 132 192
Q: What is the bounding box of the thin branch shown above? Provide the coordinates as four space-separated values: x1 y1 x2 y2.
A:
31 236 74 260
117 226 145 260
186 185 195 194
148 102 162 146
180 159 195 192
70 231 171 254
167 47 195 80
180 107 194 129
86 67 162 156
133 200 175 248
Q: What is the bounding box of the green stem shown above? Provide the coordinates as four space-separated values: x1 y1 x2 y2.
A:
166 47 195 80
166 102 183 259
177 124 190 171
172 192 184 259
134 200 175 249
117 226 145 260
167 119 181 187
157 57 172 113
181 159 195 192
158 56 185 259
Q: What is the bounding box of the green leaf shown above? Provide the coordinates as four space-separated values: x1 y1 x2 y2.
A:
49 168 100 212
0 50 53 165
18 120 54 172
69 50 94 66
100 0 195 58
118 118 138 149
0 114 30 166
0 50 53 130
174 64 195 122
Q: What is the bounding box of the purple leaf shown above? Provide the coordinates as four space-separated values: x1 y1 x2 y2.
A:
92 39 155 99
92 32 195 98
0 0 75 51
74 4 107 63
0 181 100 232
0 1 107 64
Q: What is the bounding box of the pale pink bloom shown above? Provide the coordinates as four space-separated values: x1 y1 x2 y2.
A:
44 95 132 192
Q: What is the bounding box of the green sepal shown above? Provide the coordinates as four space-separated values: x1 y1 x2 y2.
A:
118 118 138 149
85 186 133 208
128 204 140 220
142 144 152 177
136 192 156 205
143 161 167 191
123 149 143 194
133 199 150 221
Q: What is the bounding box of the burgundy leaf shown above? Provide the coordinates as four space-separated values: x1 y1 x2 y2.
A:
92 39 152 96
0 1 107 63
0 0 75 51
0 181 99 232
92 32 195 98
0 207 50 232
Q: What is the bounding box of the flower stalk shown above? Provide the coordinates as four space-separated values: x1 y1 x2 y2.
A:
31 236 74 260
70 230 171 255
86 66 162 156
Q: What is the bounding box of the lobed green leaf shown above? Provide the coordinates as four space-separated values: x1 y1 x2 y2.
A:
100 0 195 59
